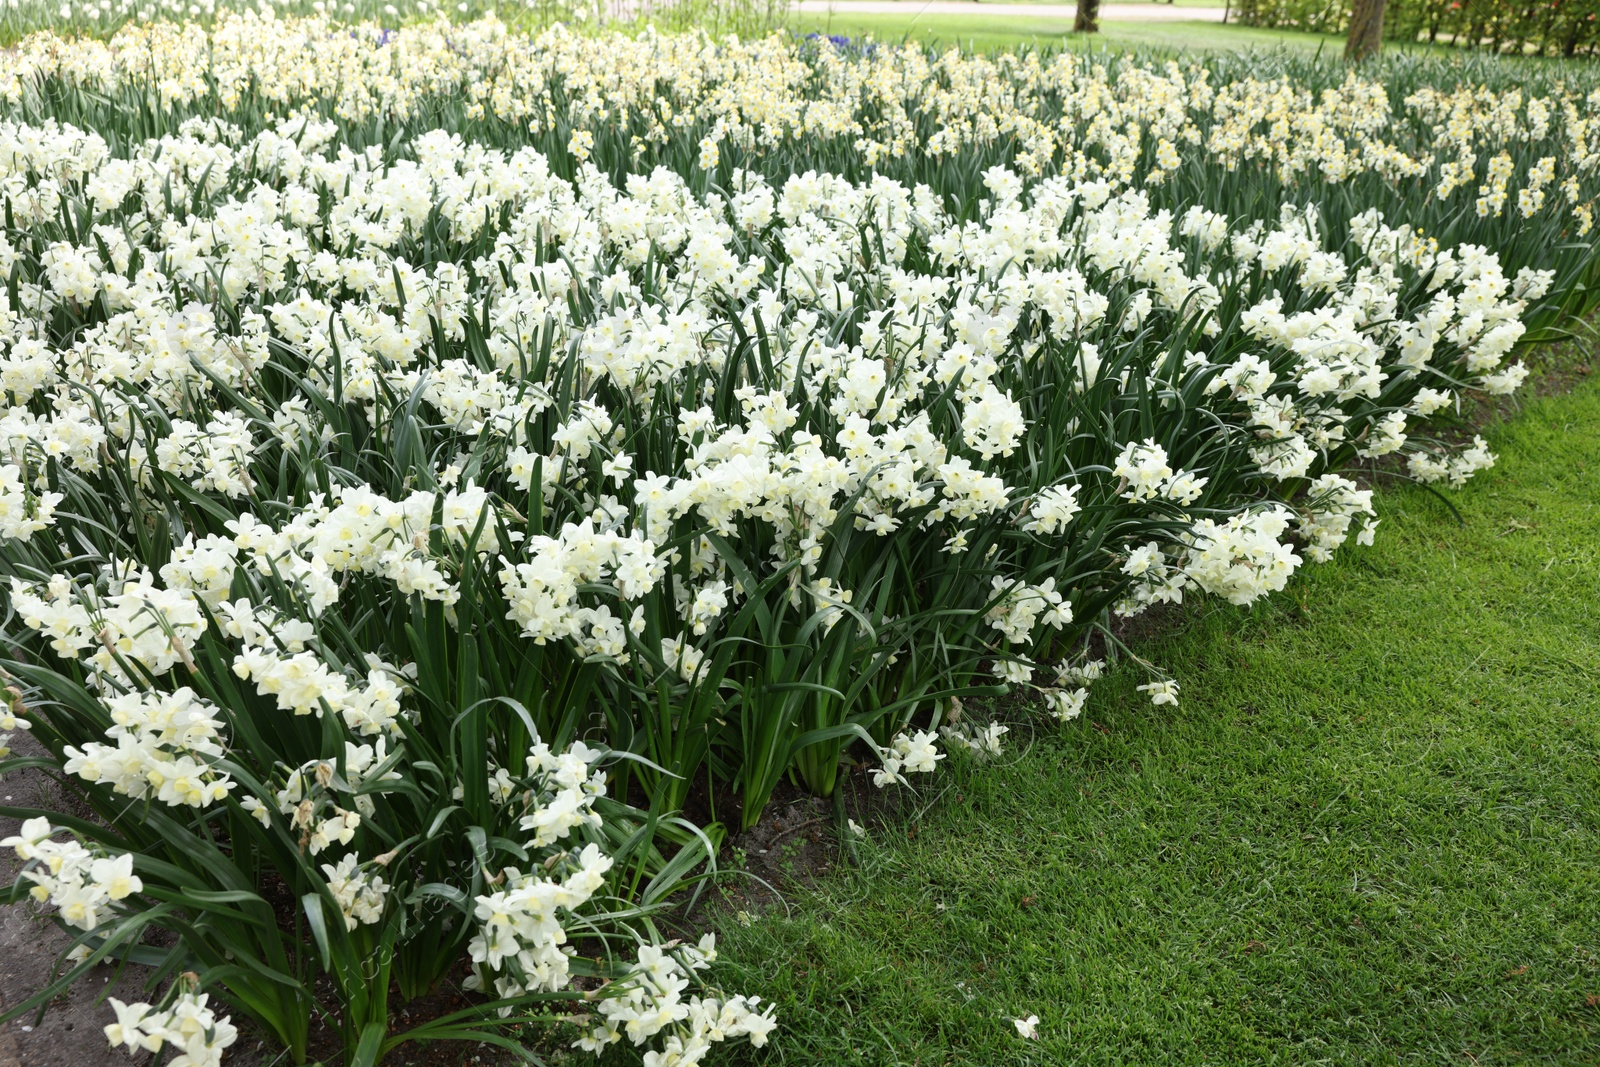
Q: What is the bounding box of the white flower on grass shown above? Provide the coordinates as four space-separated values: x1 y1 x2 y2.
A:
1138 680 1181 707
873 730 943 788
1182 508 1301 606
1044 687 1089 722
941 721 1008 756
1013 1014 1040 1039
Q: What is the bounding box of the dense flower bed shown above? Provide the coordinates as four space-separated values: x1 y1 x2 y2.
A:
0 16 1597 1066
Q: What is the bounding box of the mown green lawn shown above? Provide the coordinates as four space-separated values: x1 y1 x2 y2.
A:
781 13 1590 58
990 0 1227 8
784 14 1352 53
709 376 1600 1065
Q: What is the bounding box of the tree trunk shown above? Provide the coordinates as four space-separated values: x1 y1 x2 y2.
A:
1075 0 1100 33
1467 12 1485 49
1345 0 1386 60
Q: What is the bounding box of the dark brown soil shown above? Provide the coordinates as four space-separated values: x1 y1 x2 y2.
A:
0 735 188 1067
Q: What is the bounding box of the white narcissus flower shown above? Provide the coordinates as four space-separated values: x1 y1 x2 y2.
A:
1 816 54 859
1045 687 1089 722
90 854 142 900
1138 680 1181 707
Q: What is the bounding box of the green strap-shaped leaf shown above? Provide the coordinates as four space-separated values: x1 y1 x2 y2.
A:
349 1021 388 1067
301 892 332 971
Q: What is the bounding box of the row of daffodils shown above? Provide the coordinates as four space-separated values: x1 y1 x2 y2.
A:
0 14 1595 1066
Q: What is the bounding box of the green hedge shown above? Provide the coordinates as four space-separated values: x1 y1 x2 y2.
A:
1231 0 1600 56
